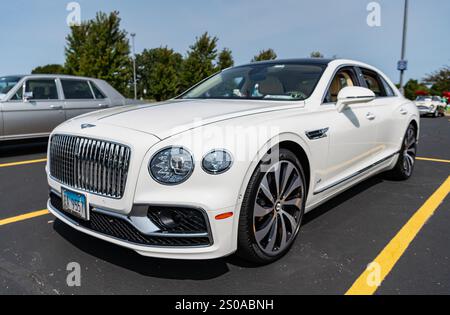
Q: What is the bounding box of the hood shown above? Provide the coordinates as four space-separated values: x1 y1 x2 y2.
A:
69 99 302 139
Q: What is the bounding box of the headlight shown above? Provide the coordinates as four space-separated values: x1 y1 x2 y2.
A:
149 147 194 185
202 149 233 175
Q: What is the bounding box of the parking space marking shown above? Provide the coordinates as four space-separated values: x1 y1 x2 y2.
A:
0 209 49 227
417 157 450 164
0 158 47 168
346 176 450 295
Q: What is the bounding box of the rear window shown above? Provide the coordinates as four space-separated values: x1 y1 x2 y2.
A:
61 79 94 99
90 82 106 99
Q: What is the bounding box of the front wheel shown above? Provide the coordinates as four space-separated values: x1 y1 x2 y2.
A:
387 124 417 180
237 149 306 264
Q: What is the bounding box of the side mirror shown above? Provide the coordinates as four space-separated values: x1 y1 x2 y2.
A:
336 86 375 113
23 91 33 102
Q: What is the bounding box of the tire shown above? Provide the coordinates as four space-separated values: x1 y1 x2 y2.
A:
387 124 417 180
237 148 307 265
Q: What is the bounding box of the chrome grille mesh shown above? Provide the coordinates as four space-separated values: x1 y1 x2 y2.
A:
49 135 131 198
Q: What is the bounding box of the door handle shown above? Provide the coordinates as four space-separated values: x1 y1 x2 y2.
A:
366 112 376 120
50 105 63 110
400 108 408 115
98 104 109 108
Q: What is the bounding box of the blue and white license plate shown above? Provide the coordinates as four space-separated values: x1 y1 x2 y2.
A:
62 188 89 221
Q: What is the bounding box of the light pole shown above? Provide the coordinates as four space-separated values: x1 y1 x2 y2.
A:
398 0 409 94
131 33 137 100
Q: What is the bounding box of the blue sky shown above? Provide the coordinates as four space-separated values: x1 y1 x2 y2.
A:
1 0 449 83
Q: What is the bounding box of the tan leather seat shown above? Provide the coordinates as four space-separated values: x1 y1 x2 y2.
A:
329 72 355 102
259 76 284 95
329 76 341 102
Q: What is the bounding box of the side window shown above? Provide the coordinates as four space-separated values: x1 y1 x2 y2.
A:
90 82 107 99
361 69 387 97
61 79 94 99
380 76 395 97
25 79 59 100
325 68 359 103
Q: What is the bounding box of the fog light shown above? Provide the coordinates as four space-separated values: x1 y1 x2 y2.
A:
156 209 182 229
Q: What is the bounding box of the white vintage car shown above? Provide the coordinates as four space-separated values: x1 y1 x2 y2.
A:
414 95 446 117
46 59 419 264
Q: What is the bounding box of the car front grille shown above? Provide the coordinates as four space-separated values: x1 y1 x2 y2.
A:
49 135 131 199
49 193 211 247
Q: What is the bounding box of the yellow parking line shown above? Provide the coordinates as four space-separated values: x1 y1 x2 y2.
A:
0 158 47 168
417 157 450 164
0 209 50 227
346 176 450 295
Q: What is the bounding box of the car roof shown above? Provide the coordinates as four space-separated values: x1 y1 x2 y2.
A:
237 58 334 68
12 74 104 81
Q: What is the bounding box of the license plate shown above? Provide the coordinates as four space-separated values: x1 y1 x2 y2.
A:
62 188 89 221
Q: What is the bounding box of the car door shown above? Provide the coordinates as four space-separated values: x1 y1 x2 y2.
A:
2 78 66 138
316 66 378 193
358 67 405 159
61 79 110 119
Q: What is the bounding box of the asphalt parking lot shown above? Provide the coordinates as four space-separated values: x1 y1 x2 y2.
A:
0 117 449 295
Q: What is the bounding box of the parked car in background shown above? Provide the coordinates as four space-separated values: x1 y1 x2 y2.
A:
0 75 137 141
414 95 446 117
46 59 419 264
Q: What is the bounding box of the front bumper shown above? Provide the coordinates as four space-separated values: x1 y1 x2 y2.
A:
417 106 435 115
47 191 237 259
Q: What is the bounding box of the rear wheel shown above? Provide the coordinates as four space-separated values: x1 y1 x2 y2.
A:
237 149 306 264
387 124 417 180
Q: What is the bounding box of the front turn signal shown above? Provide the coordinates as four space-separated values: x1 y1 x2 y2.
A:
215 212 234 220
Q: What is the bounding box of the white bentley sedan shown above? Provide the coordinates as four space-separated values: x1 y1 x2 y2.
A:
46 59 419 264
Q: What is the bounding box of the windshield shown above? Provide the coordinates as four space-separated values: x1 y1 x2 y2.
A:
181 63 326 101
0 76 22 99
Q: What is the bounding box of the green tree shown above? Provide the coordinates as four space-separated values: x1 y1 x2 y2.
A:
182 32 219 89
31 64 66 74
136 47 183 101
251 49 277 62
64 11 131 95
217 48 234 70
423 66 450 96
310 51 324 58
403 79 429 100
